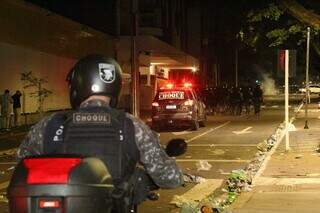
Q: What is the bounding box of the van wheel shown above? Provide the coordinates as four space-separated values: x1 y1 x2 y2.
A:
199 114 207 127
191 120 199 130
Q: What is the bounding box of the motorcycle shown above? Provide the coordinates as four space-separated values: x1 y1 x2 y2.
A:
7 138 187 213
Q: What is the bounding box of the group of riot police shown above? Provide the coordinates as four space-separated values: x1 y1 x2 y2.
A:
203 84 263 116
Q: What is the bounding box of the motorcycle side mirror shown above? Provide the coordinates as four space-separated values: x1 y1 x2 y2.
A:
165 138 187 157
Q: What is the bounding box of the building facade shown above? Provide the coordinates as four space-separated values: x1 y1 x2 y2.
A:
0 0 200 115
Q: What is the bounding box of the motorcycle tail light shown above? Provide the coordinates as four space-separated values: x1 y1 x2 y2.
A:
39 200 60 209
184 100 194 106
24 158 81 184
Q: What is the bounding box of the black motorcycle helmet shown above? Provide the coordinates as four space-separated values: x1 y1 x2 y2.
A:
66 54 123 109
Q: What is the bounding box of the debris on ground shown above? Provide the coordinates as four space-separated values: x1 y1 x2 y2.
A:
0 148 17 157
225 170 252 193
179 202 199 213
7 166 15 171
178 122 289 213
200 205 220 213
211 149 225 155
0 194 8 203
196 160 212 171
183 173 206 184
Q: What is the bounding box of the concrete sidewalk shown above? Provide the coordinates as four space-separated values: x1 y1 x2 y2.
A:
230 109 320 213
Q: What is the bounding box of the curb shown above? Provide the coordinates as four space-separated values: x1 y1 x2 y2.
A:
179 102 304 213
253 102 303 182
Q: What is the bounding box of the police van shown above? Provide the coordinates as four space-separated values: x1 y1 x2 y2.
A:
151 82 206 131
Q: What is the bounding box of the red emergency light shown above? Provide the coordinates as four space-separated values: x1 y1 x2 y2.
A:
165 83 174 89
160 82 174 90
183 82 192 88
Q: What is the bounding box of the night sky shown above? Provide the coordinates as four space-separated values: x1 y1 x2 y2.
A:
25 0 320 86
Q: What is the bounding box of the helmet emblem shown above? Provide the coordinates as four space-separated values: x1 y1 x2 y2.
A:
99 63 115 83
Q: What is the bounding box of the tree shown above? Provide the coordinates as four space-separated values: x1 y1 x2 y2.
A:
239 0 320 53
21 71 52 115
280 0 320 56
239 0 320 82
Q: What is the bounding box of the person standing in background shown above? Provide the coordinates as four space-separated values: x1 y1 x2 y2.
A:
1 90 12 131
12 90 22 127
253 84 263 116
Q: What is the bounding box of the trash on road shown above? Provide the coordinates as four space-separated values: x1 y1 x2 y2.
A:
257 142 268 152
225 169 252 193
179 201 199 213
200 205 220 213
0 148 17 157
7 166 15 171
183 173 206 184
176 121 289 212
211 149 225 155
196 160 212 171
0 194 8 203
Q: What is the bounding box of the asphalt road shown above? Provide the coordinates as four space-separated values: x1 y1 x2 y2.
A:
0 105 300 213
139 108 290 213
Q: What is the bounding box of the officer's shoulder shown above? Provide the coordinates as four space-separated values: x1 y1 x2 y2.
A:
28 112 59 131
38 111 72 125
125 113 146 126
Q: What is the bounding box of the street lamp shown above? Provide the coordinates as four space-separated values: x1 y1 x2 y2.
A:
304 27 310 129
131 0 139 117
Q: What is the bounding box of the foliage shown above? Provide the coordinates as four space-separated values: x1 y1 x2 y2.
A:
239 2 319 50
247 3 283 22
20 71 52 113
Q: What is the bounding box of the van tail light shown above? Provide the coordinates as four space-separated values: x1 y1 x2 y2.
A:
166 83 174 89
39 200 61 209
152 102 159 107
184 100 194 106
183 82 192 88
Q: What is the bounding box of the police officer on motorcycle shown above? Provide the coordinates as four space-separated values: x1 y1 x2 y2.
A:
17 54 184 207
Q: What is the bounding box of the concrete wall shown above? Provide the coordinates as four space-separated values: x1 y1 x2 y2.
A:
0 0 115 60
0 42 75 113
0 0 117 113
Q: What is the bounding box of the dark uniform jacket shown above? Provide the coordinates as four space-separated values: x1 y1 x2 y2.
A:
17 99 184 189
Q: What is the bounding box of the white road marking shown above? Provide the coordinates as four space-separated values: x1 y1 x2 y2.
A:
171 179 223 205
186 121 230 143
220 172 231 175
0 181 9 190
176 159 250 163
172 131 191 135
294 102 304 112
0 148 17 156
0 162 17 165
187 144 257 147
306 109 320 112
232 126 252 135
255 177 320 186
0 132 26 140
